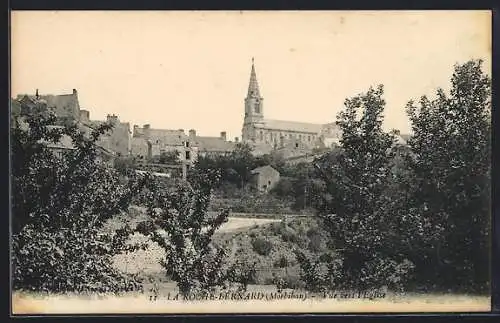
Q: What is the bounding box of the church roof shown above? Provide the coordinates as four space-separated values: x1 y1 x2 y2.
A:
259 119 323 134
247 58 261 98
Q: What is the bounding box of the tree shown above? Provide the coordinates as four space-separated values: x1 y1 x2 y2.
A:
138 169 232 296
11 112 148 293
114 155 138 176
228 143 257 188
309 85 415 291
405 60 491 292
192 143 259 189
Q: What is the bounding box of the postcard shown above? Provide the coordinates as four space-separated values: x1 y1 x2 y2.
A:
10 10 492 314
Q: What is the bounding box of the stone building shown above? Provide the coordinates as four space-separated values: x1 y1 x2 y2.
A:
250 165 280 192
13 89 130 158
241 59 341 154
11 95 116 166
16 89 81 124
84 114 132 157
131 125 198 165
188 129 236 158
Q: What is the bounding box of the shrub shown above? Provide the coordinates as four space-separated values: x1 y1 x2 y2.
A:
274 255 290 269
251 237 273 256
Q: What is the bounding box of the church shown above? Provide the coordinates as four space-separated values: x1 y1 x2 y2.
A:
241 59 341 154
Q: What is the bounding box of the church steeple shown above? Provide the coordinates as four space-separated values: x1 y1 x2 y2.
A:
247 57 261 98
242 57 265 143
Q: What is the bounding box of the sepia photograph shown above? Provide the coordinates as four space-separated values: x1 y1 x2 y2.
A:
10 10 492 314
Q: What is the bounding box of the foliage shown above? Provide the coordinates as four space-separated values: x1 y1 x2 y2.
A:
114 155 138 176
309 85 415 291
226 258 258 292
11 112 148 293
137 169 232 296
251 236 273 256
404 59 491 292
158 150 181 165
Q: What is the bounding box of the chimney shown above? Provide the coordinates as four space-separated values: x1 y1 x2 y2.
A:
72 89 77 95
143 124 150 129
220 131 227 141
189 129 196 138
234 137 239 143
178 129 184 134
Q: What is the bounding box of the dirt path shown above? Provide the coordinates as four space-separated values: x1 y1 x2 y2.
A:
218 217 280 233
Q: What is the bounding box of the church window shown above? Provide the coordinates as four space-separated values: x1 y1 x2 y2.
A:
308 135 311 141
260 131 263 141
186 151 191 160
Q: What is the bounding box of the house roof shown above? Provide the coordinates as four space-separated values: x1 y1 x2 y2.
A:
195 136 235 152
41 133 75 150
251 165 278 175
17 91 80 117
258 119 323 134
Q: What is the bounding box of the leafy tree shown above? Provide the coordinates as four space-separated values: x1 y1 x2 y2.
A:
114 155 138 176
192 143 259 189
310 85 415 291
405 59 491 292
251 236 273 256
11 112 148 293
228 143 257 188
138 169 232 296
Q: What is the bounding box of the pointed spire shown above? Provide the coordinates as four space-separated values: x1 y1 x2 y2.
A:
247 57 261 98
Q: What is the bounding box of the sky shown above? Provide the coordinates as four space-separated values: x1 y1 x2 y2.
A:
11 11 491 140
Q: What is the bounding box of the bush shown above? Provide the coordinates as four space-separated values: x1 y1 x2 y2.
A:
251 237 273 256
274 255 290 268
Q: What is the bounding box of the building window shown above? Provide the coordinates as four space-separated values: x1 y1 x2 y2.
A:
186 151 191 160
268 180 271 185
295 143 299 148
308 135 311 141
186 141 190 148
260 131 263 141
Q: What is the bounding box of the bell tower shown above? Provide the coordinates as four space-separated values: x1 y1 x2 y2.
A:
242 58 264 142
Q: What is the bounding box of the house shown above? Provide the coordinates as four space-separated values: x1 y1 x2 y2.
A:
16 89 81 123
250 165 280 192
131 125 198 166
189 130 236 158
